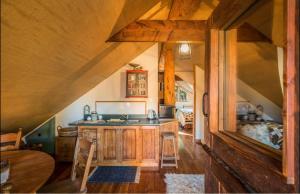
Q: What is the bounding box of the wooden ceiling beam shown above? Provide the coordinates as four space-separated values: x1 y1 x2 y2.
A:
159 0 202 71
107 20 206 42
207 0 257 29
237 23 272 43
168 0 202 19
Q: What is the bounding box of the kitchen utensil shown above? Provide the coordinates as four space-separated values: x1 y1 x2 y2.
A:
91 111 98 121
147 109 157 120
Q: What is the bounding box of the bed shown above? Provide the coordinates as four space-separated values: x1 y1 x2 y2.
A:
237 121 283 150
176 108 193 129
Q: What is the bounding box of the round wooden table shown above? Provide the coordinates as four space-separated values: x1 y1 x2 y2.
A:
1 150 55 193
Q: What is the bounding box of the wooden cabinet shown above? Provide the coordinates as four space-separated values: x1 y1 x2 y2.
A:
101 127 118 162
55 136 76 162
121 127 138 162
98 126 139 163
77 121 178 169
126 70 148 98
140 126 159 163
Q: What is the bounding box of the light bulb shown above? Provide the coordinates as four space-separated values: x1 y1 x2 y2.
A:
179 43 191 55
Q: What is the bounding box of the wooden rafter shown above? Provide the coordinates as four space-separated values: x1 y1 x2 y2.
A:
168 0 202 19
159 0 202 68
107 20 206 42
207 0 257 29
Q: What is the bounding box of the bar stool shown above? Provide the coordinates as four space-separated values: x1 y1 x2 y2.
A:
161 132 178 168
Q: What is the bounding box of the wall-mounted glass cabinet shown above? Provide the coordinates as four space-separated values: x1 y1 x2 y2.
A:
126 70 148 98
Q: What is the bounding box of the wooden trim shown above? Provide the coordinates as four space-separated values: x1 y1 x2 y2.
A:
204 29 210 146
218 31 225 131
208 29 219 133
283 0 299 185
224 29 237 132
193 65 196 142
294 0 300 190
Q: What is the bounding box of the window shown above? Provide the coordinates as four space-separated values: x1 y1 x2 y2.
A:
221 0 285 154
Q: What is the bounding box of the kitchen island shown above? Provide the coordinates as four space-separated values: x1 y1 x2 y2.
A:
69 118 178 170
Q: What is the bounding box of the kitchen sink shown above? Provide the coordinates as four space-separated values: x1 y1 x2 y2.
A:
126 119 140 123
159 118 176 122
106 119 126 123
105 119 140 123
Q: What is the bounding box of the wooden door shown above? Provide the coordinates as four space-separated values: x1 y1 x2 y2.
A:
121 127 138 162
141 126 159 163
80 127 98 162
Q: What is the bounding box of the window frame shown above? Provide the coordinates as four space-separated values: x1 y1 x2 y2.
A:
205 0 298 184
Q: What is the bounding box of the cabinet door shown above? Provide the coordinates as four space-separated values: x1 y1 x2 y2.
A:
121 127 138 161
80 128 98 162
141 126 159 162
102 128 118 161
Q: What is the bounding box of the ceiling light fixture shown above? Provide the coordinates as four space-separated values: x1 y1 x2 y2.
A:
178 43 191 58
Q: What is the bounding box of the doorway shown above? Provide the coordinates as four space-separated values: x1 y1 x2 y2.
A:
159 43 205 141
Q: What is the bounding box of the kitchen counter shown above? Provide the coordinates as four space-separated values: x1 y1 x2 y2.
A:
69 118 177 126
71 118 179 170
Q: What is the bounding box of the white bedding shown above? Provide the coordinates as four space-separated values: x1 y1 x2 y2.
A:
176 109 193 127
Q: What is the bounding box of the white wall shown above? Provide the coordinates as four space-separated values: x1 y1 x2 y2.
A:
237 79 282 122
55 44 158 128
194 65 205 141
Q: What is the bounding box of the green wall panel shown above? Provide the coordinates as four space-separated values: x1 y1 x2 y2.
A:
25 117 55 154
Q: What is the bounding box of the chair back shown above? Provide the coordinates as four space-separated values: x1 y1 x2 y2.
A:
71 138 95 192
0 129 22 151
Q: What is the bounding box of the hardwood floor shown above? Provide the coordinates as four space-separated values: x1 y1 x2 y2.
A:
46 134 208 193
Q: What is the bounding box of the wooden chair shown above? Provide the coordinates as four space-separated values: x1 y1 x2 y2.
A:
0 128 22 151
38 138 95 193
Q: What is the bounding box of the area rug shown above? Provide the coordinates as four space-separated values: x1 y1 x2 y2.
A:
88 166 140 183
164 173 204 193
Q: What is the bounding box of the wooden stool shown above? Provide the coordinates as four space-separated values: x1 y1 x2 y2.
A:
161 132 178 168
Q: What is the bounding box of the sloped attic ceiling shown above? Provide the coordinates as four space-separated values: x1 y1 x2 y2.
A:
237 42 283 107
1 0 160 133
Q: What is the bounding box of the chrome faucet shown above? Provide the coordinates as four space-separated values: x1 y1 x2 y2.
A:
120 114 129 120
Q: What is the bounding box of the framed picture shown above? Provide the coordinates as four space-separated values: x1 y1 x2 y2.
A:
126 70 148 98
